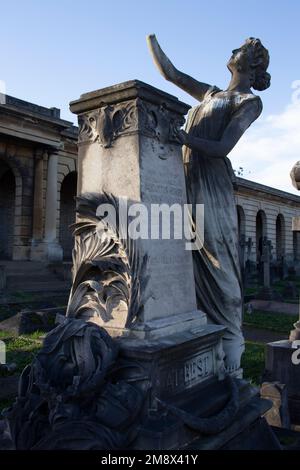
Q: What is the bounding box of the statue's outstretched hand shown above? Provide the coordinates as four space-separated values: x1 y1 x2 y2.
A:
146 34 212 102
146 34 177 81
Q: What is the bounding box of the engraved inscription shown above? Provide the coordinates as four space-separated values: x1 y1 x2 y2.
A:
160 350 214 395
184 354 211 385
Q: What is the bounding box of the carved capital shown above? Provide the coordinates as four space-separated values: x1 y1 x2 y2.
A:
78 99 185 147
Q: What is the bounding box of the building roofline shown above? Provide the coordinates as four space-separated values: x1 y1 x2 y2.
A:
236 177 300 203
0 94 75 129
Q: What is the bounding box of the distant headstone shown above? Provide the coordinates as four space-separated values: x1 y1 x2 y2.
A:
261 237 273 289
264 340 300 426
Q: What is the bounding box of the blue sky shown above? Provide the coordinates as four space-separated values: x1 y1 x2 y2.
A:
0 0 300 192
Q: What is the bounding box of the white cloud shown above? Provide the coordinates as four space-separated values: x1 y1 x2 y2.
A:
229 94 300 195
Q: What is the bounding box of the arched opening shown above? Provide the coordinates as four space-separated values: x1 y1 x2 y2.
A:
0 161 16 259
256 210 267 263
237 205 246 274
276 214 285 261
237 205 246 239
59 172 77 260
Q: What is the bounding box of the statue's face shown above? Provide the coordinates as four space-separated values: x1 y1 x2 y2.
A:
227 44 250 74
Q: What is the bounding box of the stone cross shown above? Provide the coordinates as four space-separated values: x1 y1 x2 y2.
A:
261 237 273 288
239 234 246 267
246 237 253 260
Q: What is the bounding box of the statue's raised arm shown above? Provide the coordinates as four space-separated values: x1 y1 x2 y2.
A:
147 34 271 373
146 34 212 102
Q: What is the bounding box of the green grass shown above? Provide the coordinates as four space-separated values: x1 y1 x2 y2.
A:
241 341 265 386
0 332 43 414
244 287 259 296
244 309 298 334
0 332 42 375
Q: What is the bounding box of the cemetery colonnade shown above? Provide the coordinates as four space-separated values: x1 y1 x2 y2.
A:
235 178 300 272
0 95 78 262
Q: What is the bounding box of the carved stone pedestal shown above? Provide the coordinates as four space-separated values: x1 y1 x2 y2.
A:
69 80 205 338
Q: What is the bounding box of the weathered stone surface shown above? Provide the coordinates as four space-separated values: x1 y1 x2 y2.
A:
260 381 291 428
117 324 225 408
292 216 300 232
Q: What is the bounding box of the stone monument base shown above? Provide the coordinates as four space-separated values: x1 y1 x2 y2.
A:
115 328 280 450
129 376 280 450
0 315 281 450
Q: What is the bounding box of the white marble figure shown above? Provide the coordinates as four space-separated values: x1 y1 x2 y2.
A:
147 34 270 371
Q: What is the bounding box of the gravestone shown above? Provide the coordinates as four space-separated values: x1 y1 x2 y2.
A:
262 237 273 289
256 238 283 300
69 80 207 339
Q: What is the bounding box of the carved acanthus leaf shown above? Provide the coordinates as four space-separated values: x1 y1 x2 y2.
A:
78 100 183 147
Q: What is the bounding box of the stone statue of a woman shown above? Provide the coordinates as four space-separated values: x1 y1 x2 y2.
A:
147 34 270 372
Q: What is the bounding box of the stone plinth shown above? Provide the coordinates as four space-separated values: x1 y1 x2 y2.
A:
70 80 205 338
